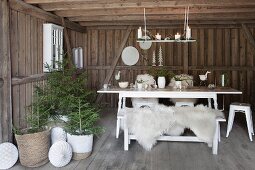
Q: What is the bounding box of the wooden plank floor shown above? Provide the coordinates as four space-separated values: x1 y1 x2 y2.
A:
11 108 255 170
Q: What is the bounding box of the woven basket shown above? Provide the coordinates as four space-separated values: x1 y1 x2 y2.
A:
15 130 50 167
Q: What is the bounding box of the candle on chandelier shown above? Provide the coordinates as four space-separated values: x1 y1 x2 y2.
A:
155 33 161 40
175 33 181 40
186 26 191 39
137 27 142 39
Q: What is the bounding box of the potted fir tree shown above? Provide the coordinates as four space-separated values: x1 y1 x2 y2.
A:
44 62 103 160
14 86 52 167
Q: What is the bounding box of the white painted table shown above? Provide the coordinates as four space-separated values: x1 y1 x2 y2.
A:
97 86 242 111
97 87 242 154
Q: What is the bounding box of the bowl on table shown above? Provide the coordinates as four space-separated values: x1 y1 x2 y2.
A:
119 82 129 88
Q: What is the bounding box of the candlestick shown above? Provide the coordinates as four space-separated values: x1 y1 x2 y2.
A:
144 8 147 40
138 27 142 39
175 33 181 40
186 26 191 39
221 74 225 87
155 33 161 40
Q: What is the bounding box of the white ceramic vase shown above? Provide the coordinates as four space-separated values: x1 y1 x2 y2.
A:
157 76 166 88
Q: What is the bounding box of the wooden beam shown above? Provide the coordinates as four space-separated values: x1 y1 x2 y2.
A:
12 74 47 85
9 0 86 33
96 26 132 103
241 23 255 51
0 0 12 142
69 12 255 22
39 0 255 11
61 17 73 67
55 6 255 17
24 0 96 3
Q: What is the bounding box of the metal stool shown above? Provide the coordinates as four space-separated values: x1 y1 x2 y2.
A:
226 103 254 141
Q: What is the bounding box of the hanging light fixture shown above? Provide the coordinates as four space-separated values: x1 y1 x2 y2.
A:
137 7 195 42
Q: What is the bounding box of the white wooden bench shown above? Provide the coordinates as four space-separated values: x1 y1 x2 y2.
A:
120 115 225 155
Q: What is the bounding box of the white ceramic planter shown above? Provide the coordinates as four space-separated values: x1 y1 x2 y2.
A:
157 76 166 88
67 133 93 154
137 83 143 89
175 81 182 89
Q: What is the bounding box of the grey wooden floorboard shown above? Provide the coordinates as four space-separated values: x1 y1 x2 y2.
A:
10 108 255 170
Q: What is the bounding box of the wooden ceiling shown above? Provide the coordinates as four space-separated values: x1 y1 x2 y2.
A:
23 0 255 27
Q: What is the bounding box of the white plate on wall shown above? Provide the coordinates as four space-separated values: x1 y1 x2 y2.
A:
121 46 139 66
139 36 152 50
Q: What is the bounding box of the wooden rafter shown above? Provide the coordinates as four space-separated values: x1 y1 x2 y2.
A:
36 0 255 11
96 26 132 103
9 0 86 33
69 12 255 22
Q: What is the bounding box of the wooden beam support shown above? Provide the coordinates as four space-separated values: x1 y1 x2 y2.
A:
69 12 255 22
61 17 73 67
241 23 255 51
38 0 255 11
55 6 255 17
9 0 86 33
0 0 12 142
12 74 47 85
96 26 132 103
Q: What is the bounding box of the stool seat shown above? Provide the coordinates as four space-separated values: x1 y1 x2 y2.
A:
226 102 254 141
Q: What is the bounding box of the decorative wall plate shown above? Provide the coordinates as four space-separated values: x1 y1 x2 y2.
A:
121 46 139 66
139 36 152 50
0 142 18 169
48 141 72 167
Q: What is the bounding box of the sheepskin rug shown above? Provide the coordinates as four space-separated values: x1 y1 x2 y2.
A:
124 104 224 150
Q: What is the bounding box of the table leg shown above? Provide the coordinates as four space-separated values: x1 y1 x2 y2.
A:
208 98 212 108
213 95 218 110
123 97 126 108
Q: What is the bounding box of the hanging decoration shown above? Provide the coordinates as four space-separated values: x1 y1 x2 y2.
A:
152 50 156 66
158 46 163 66
137 7 195 42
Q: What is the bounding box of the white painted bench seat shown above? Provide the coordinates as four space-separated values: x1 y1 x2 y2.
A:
121 115 225 155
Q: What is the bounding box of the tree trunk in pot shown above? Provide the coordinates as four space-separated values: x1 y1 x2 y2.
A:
67 133 93 160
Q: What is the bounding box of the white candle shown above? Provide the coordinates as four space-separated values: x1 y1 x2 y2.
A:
138 27 142 39
186 26 191 39
221 74 224 87
155 33 161 40
175 33 181 40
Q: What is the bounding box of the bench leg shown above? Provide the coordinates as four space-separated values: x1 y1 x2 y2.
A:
124 115 129 151
213 121 219 154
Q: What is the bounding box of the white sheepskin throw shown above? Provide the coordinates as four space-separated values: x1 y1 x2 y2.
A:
131 98 158 108
124 105 224 150
172 105 224 147
125 105 175 150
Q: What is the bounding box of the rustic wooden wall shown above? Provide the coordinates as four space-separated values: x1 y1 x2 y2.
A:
84 27 255 109
10 9 86 129
9 9 255 129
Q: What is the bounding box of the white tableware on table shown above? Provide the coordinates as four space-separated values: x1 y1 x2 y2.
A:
119 82 129 89
121 46 139 66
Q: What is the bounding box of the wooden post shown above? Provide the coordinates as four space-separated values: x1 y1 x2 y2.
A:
96 26 132 103
61 17 74 68
0 0 12 142
241 23 255 51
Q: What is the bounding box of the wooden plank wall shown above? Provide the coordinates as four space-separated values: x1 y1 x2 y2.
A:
10 9 85 129
84 27 255 109
9 8 255 129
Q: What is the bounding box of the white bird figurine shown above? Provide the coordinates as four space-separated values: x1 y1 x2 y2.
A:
115 71 121 81
199 71 211 81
